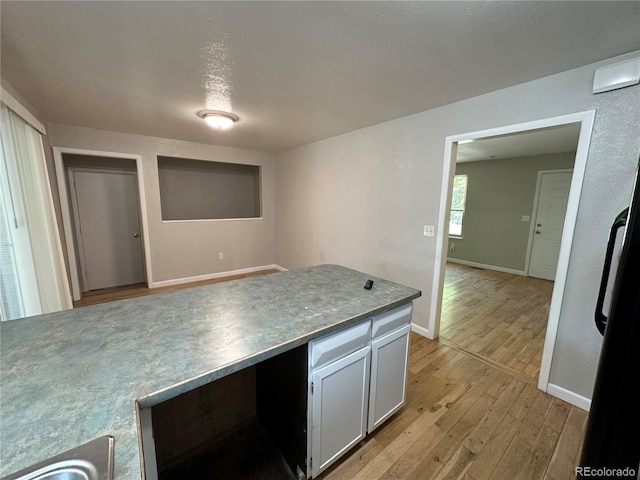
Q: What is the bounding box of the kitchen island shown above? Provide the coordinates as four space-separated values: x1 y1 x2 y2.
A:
0 264 421 479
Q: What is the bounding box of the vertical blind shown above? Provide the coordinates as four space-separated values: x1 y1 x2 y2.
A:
0 103 72 320
0 161 24 320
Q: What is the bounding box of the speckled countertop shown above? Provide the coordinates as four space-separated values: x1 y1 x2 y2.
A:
0 264 420 479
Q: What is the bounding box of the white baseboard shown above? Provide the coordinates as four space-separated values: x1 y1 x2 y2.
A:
546 383 591 411
411 323 435 340
446 258 525 276
150 264 287 289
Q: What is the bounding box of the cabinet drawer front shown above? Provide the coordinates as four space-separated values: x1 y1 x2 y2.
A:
310 320 371 369
371 303 412 339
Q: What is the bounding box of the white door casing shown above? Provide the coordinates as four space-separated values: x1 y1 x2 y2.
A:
428 110 596 405
70 169 145 291
528 171 573 281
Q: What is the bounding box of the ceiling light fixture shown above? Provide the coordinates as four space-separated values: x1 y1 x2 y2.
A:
197 110 239 129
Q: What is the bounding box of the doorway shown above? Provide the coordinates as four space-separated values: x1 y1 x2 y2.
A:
53 148 152 302
429 111 596 393
440 130 577 384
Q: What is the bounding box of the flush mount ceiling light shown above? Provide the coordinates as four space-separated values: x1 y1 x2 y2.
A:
197 110 239 129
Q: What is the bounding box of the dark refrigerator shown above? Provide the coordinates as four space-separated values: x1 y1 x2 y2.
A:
578 159 640 480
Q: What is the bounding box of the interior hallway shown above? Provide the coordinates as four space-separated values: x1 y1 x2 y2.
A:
439 263 553 384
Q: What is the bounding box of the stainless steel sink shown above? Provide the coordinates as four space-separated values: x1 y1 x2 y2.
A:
1 436 114 480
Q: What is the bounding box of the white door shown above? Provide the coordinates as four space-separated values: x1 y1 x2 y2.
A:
529 171 572 281
71 169 145 291
310 346 371 478
368 324 411 433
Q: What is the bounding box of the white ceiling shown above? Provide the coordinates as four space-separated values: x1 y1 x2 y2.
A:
456 123 581 163
1 1 639 153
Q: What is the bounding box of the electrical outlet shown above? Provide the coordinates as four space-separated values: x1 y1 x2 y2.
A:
423 225 435 237
522 215 531 222
449 243 456 252
218 252 224 260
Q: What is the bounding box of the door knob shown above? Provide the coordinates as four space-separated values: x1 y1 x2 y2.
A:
537 223 542 227
536 230 541 234
133 233 140 238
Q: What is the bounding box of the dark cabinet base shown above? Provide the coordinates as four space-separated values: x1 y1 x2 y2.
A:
159 419 297 480
151 344 308 480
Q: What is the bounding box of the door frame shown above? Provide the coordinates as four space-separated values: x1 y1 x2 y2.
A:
428 110 595 394
53 147 153 301
524 168 574 277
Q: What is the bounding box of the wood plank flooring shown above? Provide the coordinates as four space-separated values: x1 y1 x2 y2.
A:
321 332 588 480
439 263 553 383
72 268 281 307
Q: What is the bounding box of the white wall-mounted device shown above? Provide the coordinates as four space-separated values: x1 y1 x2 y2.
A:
593 57 640 94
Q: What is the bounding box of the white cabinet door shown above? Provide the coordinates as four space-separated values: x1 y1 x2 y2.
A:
71 169 145 291
310 345 371 478
368 324 411 433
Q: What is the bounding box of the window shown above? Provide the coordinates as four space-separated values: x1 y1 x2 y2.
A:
449 174 467 237
0 164 25 320
0 103 72 319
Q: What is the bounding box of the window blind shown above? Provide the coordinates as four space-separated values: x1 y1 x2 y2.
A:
0 103 72 319
0 161 25 320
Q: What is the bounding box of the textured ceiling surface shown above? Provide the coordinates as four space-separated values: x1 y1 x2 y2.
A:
457 123 581 163
1 1 639 152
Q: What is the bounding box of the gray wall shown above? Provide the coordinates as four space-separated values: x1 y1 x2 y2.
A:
275 51 640 401
47 124 276 283
157 157 261 221
448 152 576 271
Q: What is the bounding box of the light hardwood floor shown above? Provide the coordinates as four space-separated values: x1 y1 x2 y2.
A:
439 263 553 384
72 268 281 307
321 332 587 480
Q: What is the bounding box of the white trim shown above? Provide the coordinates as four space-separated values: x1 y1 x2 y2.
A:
538 113 595 393
431 110 596 394
52 147 153 301
137 406 159 480
0 86 47 135
524 168 574 276
446 258 525 276
149 264 286 289
162 217 263 223
546 383 591 411
428 139 457 340
410 322 431 338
